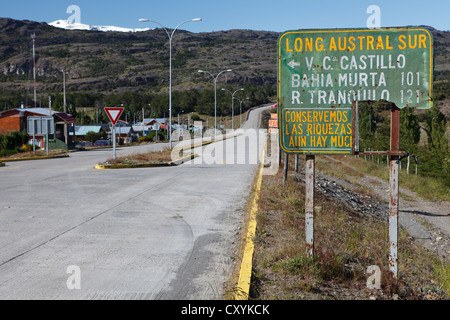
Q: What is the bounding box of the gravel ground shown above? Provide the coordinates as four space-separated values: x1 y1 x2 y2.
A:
315 156 450 259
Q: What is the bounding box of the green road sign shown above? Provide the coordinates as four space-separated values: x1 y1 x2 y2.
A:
277 27 433 154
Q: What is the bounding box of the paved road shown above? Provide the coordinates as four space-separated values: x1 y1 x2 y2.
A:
0 105 270 300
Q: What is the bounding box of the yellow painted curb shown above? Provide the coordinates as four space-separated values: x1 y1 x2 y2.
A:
234 143 265 300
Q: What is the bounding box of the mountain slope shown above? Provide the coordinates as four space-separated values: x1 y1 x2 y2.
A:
0 18 278 96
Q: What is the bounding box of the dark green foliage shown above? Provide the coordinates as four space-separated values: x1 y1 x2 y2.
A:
399 107 421 153
420 104 449 180
5 130 29 150
0 133 6 151
0 130 29 155
85 130 105 143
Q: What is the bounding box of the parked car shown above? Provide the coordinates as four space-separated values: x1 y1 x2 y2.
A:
94 140 111 147
75 141 94 149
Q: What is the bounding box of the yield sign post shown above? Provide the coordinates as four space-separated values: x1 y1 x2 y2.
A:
104 107 124 160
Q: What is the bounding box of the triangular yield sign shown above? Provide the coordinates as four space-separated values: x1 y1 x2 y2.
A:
104 107 124 125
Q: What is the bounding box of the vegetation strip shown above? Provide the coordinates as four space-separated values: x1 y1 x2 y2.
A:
94 154 196 169
234 145 265 300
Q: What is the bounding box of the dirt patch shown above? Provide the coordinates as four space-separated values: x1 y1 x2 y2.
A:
104 148 173 166
321 155 450 258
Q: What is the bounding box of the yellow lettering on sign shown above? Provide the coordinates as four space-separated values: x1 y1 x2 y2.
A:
348 36 356 51
329 37 337 51
316 37 324 51
376 36 384 50
386 35 393 49
284 109 352 150
286 38 293 52
398 35 406 49
366 36 375 50
295 38 303 51
305 38 313 52
419 34 427 48
398 34 428 50
285 33 428 53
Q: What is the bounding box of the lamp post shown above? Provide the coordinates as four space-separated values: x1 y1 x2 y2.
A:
236 97 250 128
139 18 201 149
221 88 244 130
198 69 232 137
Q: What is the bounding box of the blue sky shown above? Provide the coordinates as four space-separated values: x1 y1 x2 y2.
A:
1 0 449 32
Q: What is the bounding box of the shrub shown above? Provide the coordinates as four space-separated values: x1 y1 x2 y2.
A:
5 131 29 150
21 144 34 152
0 134 6 151
85 131 105 143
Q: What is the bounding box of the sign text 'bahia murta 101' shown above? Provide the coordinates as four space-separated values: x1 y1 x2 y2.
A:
278 28 433 154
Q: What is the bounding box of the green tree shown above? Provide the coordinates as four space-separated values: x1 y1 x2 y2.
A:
0 134 7 152
399 108 421 153
6 131 29 150
85 131 105 143
422 104 449 178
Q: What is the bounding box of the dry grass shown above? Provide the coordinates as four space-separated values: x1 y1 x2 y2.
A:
106 148 173 165
251 157 449 300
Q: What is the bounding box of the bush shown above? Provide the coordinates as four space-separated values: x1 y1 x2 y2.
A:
0 134 6 151
5 131 29 151
191 113 201 121
21 144 34 152
85 131 105 143
139 131 167 142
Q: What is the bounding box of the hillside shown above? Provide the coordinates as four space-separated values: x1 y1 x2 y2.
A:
0 18 277 96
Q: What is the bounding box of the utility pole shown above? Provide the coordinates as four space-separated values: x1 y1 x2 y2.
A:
142 107 145 137
62 69 69 146
31 33 37 108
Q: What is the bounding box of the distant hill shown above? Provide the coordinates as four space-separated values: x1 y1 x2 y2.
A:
0 18 278 96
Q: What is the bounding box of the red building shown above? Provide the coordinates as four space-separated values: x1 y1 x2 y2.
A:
0 108 76 148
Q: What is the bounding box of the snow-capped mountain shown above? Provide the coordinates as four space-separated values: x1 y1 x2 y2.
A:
49 20 150 33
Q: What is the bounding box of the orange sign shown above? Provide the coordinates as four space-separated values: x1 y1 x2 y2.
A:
269 119 278 128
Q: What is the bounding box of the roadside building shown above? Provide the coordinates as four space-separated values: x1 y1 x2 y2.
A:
132 124 152 137
106 121 134 144
69 124 108 141
0 107 76 149
143 118 168 131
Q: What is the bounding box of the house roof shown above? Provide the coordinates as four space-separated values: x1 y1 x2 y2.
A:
132 125 152 131
53 112 76 124
70 125 103 136
114 126 133 134
0 108 76 123
144 118 168 125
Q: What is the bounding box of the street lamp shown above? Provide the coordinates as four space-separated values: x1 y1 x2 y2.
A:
221 88 244 130
140 18 202 149
198 69 232 136
236 97 250 128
